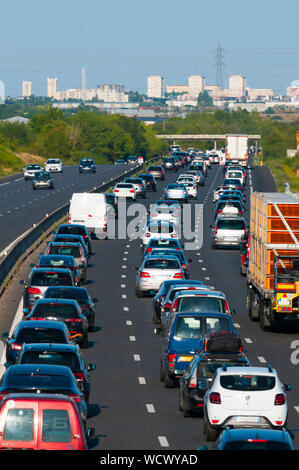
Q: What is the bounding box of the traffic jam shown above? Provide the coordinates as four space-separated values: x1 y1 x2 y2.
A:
0 140 298 451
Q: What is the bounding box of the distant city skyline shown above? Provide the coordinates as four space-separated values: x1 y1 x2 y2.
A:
1 0 299 97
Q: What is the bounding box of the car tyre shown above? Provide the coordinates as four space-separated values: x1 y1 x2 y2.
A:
204 416 217 442
164 372 175 388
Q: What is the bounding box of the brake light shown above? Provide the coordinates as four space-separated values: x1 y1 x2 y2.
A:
27 287 41 295
164 302 172 310
274 394 285 405
214 226 218 235
68 216 72 222
170 233 177 238
209 392 221 404
11 343 22 350
276 283 296 292
74 372 85 382
68 393 81 403
66 318 82 323
168 354 176 367
172 299 178 311
129 190 134 193
224 300 229 314
173 272 183 279
248 439 268 443
146 247 152 253
114 189 119 193
140 271 151 278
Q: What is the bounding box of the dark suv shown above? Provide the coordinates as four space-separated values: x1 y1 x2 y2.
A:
79 158 96 173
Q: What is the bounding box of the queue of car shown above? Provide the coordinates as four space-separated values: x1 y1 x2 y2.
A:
133 149 293 450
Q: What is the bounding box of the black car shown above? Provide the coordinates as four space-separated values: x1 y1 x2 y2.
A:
35 254 80 286
152 279 201 324
105 193 118 218
0 364 87 423
138 174 157 191
79 158 96 173
179 350 250 417
32 171 54 190
162 157 178 171
201 428 294 450
2 320 73 364
25 298 89 348
43 286 96 331
55 224 92 253
15 343 96 405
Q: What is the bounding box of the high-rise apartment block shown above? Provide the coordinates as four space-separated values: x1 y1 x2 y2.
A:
47 78 58 99
22 81 33 97
188 75 205 98
147 75 165 98
228 74 246 97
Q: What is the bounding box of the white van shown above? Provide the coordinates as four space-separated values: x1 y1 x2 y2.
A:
69 193 107 239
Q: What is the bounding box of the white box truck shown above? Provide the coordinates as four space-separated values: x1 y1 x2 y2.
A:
69 193 107 239
225 134 248 167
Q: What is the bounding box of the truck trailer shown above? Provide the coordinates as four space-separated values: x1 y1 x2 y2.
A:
225 134 248 167
247 192 299 331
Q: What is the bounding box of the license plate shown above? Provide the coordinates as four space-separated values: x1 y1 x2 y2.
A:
177 356 193 362
73 220 85 223
225 236 237 241
235 416 260 423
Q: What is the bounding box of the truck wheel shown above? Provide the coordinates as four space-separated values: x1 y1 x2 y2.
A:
259 300 271 332
164 373 175 388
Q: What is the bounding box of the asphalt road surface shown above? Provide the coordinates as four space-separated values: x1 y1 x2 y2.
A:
2 161 299 451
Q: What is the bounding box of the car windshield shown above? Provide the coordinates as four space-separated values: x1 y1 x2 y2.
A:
176 296 225 313
27 165 41 170
30 272 72 287
48 246 81 258
144 259 180 269
197 361 247 378
35 172 51 179
153 207 176 214
15 328 66 344
220 374 276 391
81 160 94 166
175 316 230 338
217 220 245 230
32 303 79 318
47 160 60 164
42 409 72 443
20 351 81 373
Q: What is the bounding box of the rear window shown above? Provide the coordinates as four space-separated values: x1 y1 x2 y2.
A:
176 296 225 313
217 201 242 210
144 259 179 269
39 258 73 268
30 272 72 287
57 227 86 236
148 166 162 171
222 441 291 451
5 373 70 389
116 184 133 188
16 328 66 344
220 374 276 391
197 361 247 378
217 220 245 230
3 408 34 442
33 303 79 318
175 316 230 338
20 351 81 373
48 246 81 258
149 239 178 248
45 288 88 301
42 409 72 443
228 172 243 178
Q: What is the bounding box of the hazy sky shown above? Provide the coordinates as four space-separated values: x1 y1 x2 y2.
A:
1 0 299 96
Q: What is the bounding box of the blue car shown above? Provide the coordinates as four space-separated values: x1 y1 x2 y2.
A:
199 427 294 450
160 312 236 388
2 320 74 365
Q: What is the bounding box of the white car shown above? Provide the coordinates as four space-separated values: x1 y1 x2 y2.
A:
225 169 245 188
149 202 181 228
44 158 63 173
135 255 185 297
113 183 136 200
203 366 290 442
164 184 188 202
181 181 197 199
23 164 43 180
141 220 178 248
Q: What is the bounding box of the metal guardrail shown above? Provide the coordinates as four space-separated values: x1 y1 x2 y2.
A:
0 158 159 295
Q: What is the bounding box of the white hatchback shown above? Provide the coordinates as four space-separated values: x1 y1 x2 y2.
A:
203 366 290 442
141 220 178 248
181 181 197 199
113 183 136 200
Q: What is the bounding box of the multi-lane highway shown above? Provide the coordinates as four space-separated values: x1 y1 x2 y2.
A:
1 160 298 451
0 164 134 252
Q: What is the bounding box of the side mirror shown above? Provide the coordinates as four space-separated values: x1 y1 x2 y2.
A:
284 384 291 392
88 363 96 372
230 308 236 315
19 280 25 285
209 225 213 229
188 259 192 263
154 327 162 335
29 263 35 268
23 308 30 315
92 298 98 303
86 427 96 440
135 267 139 272
2 332 9 340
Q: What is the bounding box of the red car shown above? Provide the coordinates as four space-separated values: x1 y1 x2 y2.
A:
240 236 250 276
0 393 94 450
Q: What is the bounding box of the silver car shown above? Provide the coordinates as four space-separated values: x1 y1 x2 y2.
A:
124 177 146 198
32 171 54 190
135 255 185 297
23 164 43 180
45 242 87 282
210 215 247 249
164 183 188 202
149 202 181 228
